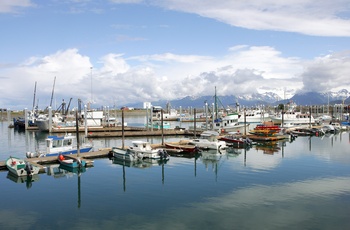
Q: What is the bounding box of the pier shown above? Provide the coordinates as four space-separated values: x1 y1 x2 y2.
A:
0 148 110 172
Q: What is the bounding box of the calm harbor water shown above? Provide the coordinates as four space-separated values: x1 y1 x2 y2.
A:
1 117 350 230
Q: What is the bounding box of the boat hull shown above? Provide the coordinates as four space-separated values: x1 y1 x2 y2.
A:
6 157 40 176
58 155 86 169
112 147 142 161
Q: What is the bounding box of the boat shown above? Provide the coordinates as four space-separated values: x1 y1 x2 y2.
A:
165 141 201 153
6 156 40 176
248 123 282 136
6 172 40 189
147 120 171 129
218 131 254 148
26 133 93 158
35 113 76 131
129 141 170 160
189 130 227 150
211 113 249 133
110 147 143 161
270 111 315 126
254 124 281 131
57 154 86 169
238 108 270 123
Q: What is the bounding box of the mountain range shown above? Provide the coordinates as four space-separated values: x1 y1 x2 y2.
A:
126 89 350 109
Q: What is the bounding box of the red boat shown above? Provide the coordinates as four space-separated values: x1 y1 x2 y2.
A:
218 132 253 147
254 124 281 131
165 142 200 153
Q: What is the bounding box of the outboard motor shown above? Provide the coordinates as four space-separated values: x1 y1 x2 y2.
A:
77 158 82 168
25 162 33 176
26 152 34 158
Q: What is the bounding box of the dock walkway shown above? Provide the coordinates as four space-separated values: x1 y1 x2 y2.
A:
0 149 110 172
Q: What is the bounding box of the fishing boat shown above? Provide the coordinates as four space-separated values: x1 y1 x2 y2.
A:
129 141 170 160
165 142 201 153
57 154 86 169
6 156 40 176
270 111 315 126
218 131 254 148
110 147 143 161
189 130 227 150
238 108 270 123
26 133 93 158
212 113 249 133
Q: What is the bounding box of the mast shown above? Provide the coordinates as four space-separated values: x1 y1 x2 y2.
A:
32 81 37 112
50 76 56 108
215 86 218 120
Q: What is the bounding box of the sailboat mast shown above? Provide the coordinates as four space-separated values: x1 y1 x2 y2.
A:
215 86 218 120
50 76 56 108
32 81 37 112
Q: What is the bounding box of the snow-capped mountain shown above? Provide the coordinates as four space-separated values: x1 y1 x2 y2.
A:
127 89 349 109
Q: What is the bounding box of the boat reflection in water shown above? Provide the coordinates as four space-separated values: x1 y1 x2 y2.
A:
46 164 86 178
6 172 40 189
254 141 281 155
46 163 86 208
112 156 169 191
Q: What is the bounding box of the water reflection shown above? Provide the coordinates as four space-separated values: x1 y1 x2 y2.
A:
111 157 169 190
46 164 86 208
6 172 40 189
152 176 350 230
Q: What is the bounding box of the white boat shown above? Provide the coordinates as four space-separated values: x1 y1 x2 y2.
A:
35 113 64 131
211 113 249 133
6 156 40 176
26 133 93 158
129 141 170 160
152 108 180 121
238 109 270 123
270 111 315 126
111 147 143 161
321 124 336 133
315 115 332 124
189 131 227 150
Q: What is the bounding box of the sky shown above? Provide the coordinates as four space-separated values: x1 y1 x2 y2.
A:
1 0 350 110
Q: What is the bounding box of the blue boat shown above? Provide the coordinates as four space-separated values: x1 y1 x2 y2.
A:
58 154 86 169
26 133 93 158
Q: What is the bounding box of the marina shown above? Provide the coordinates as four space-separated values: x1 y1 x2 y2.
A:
1 112 350 229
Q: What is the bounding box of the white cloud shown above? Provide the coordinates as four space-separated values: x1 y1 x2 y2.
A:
150 0 350 36
1 46 349 110
300 51 350 93
0 0 33 13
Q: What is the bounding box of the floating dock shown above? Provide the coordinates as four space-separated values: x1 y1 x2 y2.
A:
0 148 110 172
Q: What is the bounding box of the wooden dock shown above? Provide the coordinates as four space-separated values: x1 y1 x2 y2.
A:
0 148 110 172
86 129 195 138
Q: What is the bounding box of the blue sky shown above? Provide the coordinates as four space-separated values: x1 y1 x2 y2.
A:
1 0 350 110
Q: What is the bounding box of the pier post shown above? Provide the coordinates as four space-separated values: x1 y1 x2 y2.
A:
151 107 153 132
244 109 247 136
161 109 164 145
194 108 197 138
146 107 149 131
7 109 11 127
122 110 125 149
24 108 28 130
48 107 52 133
205 102 208 131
